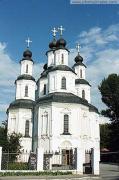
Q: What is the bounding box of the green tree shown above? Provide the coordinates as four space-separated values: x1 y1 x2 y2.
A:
100 124 110 149
0 120 22 152
99 74 119 151
99 74 119 123
0 121 8 151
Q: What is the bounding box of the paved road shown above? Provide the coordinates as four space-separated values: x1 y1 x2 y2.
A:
99 163 119 180
0 163 119 180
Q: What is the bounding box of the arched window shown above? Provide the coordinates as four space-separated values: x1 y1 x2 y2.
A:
82 90 85 99
61 54 64 64
43 84 46 95
80 69 82 78
64 114 69 134
61 77 66 89
25 85 28 97
25 120 29 137
26 64 28 73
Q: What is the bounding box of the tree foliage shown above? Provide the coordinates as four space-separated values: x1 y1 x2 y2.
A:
99 74 119 123
99 74 119 151
0 120 22 152
100 124 110 149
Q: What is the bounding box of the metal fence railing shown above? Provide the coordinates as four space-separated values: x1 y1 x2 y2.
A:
43 149 77 170
1 151 30 170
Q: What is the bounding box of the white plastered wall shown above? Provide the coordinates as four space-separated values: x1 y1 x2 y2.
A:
74 65 86 79
21 60 33 76
54 49 68 66
35 102 100 155
47 51 55 67
75 84 91 103
48 70 76 94
16 79 36 100
38 78 48 97
7 108 33 152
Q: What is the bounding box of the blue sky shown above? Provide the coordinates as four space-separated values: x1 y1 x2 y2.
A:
1 0 119 123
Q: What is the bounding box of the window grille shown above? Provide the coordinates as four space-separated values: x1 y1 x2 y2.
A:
25 86 28 97
61 54 64 64
26 64 28 73
25 120 29 137
82 90 85 99
64 114 69 134
61 77 66 89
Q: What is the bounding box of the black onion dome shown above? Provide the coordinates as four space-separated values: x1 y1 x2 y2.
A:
23 49 32 59
49 38 57 49
56 38 66 48
43 63 47 70
75 54 83 63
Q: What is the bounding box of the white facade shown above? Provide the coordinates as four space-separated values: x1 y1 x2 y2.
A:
75 84 91 103
21 60 33 76
48 70 76 94
74 65 86 79
7 36 100 174
16 79 36 101
7 50 35 153
54 49 69 66
7 108 32 152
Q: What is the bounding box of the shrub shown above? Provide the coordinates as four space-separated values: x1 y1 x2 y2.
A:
0 171 72 176
8 162 28 170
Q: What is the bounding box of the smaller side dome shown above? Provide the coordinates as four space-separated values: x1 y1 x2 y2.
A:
49 38 57 49
56 38 66 48
23 49 32 59
75 54 83 63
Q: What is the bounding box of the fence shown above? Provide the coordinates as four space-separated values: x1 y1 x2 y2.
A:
0 147 99 175
83 150 92 174
43 149 77 170
1 149 77 171
1 151 30 170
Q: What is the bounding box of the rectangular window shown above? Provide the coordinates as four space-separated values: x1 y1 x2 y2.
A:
25 120 29 137
64 114 69 134
44 84 46 95
61 77 66 89
25 86 28 97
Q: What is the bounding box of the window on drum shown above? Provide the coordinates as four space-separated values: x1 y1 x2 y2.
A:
25 85 28 97
64 114 69 134
25 120 30 137
61 77 66 89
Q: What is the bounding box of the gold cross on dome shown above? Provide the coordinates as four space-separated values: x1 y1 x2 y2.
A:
25 37 32 48
51 27 58 37
58 25 65 36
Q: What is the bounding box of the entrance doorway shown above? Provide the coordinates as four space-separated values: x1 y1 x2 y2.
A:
62 149 73 166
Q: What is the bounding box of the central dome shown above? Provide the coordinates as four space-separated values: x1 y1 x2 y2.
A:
56 38 66 48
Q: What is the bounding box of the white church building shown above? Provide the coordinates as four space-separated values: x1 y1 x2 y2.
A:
7 27 100 174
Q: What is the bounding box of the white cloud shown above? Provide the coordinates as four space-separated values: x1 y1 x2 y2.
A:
70 23 119 110
0 104 8 112
0 43 43 122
